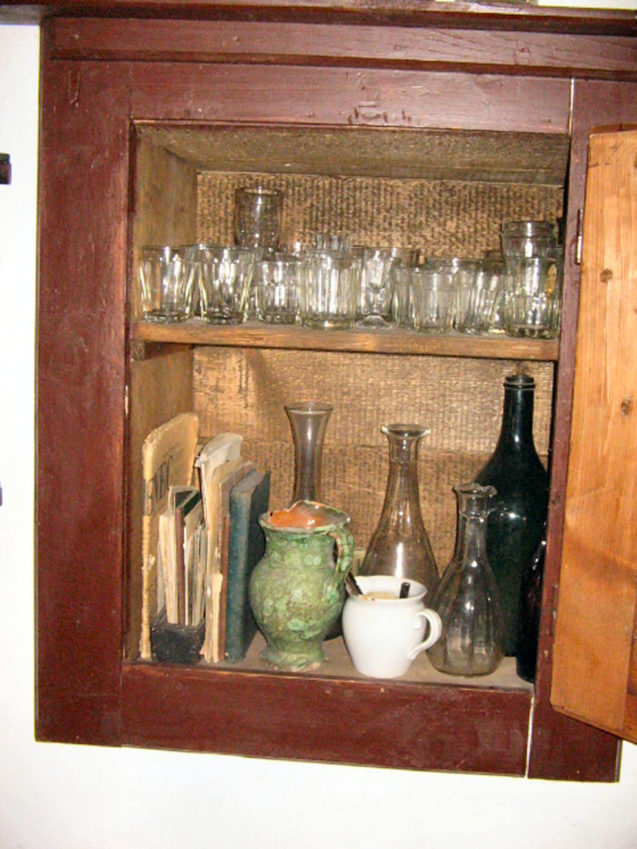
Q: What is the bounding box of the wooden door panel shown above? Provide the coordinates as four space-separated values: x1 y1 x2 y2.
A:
551 127 637 744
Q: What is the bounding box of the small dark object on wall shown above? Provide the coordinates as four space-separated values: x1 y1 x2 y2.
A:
0 154 11 185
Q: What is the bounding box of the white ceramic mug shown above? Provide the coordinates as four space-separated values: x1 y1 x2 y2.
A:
342 575 442 679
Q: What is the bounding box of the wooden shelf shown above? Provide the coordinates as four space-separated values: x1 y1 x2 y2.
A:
131 320 560 361
121 642 534 773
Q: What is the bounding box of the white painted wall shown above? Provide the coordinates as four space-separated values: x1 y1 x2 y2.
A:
1 22 636 849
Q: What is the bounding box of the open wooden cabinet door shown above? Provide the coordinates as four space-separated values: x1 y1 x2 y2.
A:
552 126 637 744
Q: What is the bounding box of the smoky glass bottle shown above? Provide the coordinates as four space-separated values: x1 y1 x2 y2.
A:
475 374 549 655
360 424 439 596
427 482 505 676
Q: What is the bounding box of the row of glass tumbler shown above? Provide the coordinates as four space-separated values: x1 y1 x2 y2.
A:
140 239 561 337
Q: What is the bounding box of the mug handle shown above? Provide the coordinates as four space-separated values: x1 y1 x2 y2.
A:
330 526 355 582
407 609 443 659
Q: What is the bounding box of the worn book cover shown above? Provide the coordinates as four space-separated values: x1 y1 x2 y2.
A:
216 461 255 662
194 433 243 663
140 412 199 660
225 469 271 663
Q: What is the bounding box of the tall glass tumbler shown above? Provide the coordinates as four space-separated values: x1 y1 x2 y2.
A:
139 245 197 323
234 187 283 251
299 250 361 329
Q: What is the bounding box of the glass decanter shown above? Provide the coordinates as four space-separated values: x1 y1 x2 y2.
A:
359 424 439 595
284 402 332 504
427 482 505 677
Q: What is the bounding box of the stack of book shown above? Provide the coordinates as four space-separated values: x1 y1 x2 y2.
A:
141 414 270 665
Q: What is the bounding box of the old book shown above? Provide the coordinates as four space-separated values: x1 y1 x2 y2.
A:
157 486 205 627
194 433 243 663
225 469 271 663
140 412 199 660
215 461 255 662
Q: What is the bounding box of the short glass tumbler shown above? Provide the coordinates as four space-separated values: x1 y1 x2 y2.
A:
299 251 361 329
352 247 400 328
455 262 503 334
410 267 456 333
198 245 255 324
234 187 283 251
254 257 301 324
139 245 197 323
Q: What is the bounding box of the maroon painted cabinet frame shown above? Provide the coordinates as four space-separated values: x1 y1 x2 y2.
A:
32 6 637 779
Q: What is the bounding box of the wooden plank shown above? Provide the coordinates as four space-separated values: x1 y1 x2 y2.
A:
133 321 560 361
551 128 637 744
7 1 637 37
130 63 571 135
45 18 637 80
36 60 131 745
121 662 531 774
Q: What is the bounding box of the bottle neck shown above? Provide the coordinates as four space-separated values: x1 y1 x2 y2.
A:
495 384 536 454
380 427 425 520
453 512 488 563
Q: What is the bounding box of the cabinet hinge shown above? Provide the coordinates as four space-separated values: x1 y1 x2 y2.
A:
124 384 130 417
575 208 584 266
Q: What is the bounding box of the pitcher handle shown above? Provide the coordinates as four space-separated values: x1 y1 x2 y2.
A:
407 609 442 659
330 525 355 583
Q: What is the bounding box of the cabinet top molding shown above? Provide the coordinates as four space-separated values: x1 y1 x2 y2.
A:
1 0 635 36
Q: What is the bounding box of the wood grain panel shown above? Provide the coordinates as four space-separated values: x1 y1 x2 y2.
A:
36 61 131 744
122 663 531 775
130 63 571 135
45 18 637 79
551 128 637 744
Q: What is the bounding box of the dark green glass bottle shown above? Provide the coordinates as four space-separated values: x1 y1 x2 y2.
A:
475 374 548 656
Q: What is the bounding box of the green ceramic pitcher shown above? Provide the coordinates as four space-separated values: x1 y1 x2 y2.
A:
248 500 354 670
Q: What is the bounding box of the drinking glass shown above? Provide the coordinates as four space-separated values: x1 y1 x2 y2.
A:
455 261 504 334
197 245 256 324
234 187 283 250
254 257 301 324
139 245 197 323
502 255 561 338
500 220 557 263
410 266 457 333
352 246 399 328
299 250 361 329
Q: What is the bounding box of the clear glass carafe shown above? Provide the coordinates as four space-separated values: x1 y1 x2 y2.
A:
284 402 333 504
427 482 505 676
359 424 439 595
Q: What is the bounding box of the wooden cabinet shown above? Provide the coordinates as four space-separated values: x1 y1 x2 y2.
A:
19 0 637 780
